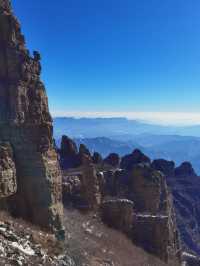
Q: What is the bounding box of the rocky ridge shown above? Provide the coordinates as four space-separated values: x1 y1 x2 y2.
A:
60 136 181 264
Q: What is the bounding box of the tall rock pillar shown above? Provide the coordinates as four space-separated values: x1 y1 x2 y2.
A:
0 0 63 234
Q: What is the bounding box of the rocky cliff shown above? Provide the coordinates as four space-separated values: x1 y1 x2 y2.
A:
61 139 181 264
153 159 200 256
0 0 63 234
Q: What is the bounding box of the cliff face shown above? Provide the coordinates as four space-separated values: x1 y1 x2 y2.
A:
61 141 181 264
0 0 63 233
153 159 200 256
0 142 17 198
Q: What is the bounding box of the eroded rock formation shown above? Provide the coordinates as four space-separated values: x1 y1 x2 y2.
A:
0 142 17 197
104 153 120 167
153 159 200 256
120 149 151 170
0 0 63 233
59 135 80 169
80 156 102 209
101 199 134 234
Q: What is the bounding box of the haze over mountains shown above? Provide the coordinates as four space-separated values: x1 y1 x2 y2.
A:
54 117 200 174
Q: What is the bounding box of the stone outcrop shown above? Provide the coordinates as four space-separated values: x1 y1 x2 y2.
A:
62 174 83 209
0 0 63 233
60 135 78 158
98 151 181 263
120 149 151 170
129 164 181 262
59 135 80 169
128 164 164 213
152 159 175 177
92 152 102 164
132 213 180 263
103 170 116 196
175 162 196 177
153 159 200 256
111 163 164 213
0 142 17 197
104 153 120 167
101 199 134 234
79 143 91 157
80 156 101 209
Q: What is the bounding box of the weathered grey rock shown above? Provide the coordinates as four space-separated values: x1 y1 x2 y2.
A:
60 135 78 158
92 152 103 164
80 156 101 209
127 164 163 213
101 199 134 234
175 162 196 177
152 159 175 178
132 212 180 263
0 142 17 197
104 153 120 167
0 0 63 233
59 135 80 169
120 149 151 171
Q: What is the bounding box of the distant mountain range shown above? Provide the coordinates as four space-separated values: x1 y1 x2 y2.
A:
53 117 200 139
53 117 200 173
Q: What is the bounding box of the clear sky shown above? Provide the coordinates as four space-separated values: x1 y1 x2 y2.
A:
12 0 200 123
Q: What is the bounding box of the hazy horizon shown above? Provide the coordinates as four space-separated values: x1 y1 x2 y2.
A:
51 111 200 126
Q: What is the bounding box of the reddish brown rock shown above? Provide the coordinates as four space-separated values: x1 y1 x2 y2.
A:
0 0 63 233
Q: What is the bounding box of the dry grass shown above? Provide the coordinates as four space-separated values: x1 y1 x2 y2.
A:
63 208 180 266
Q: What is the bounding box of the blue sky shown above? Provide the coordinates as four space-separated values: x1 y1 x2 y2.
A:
12 0 200 123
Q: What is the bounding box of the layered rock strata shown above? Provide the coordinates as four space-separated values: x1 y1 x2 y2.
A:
0 0 63 233
101 199 134 234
